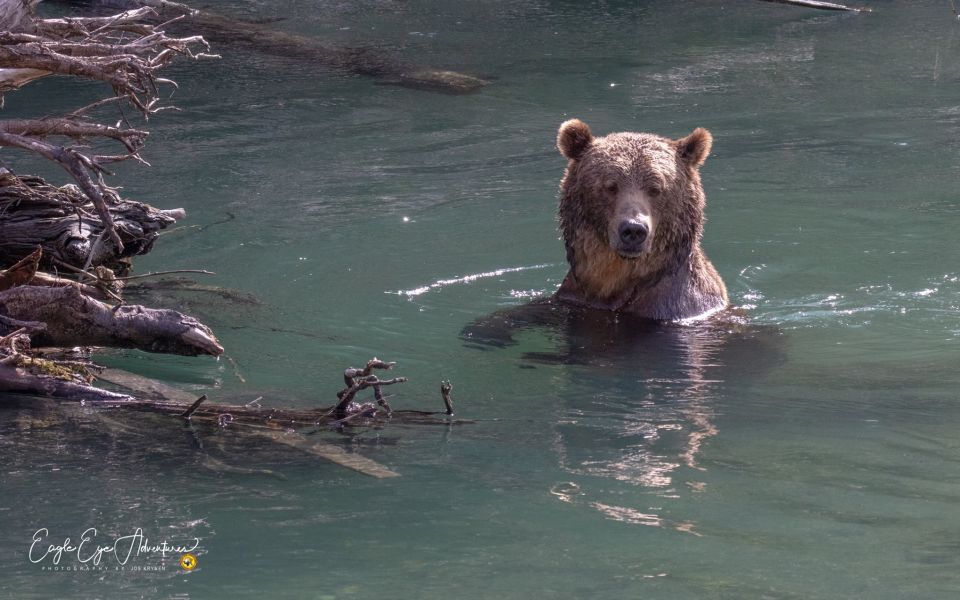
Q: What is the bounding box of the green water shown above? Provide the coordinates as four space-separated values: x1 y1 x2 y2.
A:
4 0 960 597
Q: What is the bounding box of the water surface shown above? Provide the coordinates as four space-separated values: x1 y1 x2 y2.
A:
3 1 960 598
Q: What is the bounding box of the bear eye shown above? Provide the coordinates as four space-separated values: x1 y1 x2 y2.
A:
604 181 619 195
648 184 663 197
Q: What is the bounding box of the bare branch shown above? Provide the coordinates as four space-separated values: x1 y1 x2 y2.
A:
0 118 147 152
0 2 216 248
0 131 125 250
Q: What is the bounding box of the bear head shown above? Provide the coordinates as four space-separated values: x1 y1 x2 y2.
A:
556 118 713 302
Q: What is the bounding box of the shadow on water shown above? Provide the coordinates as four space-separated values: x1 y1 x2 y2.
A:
462 301 784 531
461 298 783 372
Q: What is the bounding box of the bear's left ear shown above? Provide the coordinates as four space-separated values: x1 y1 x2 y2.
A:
557 119 593 161
676 127 713 167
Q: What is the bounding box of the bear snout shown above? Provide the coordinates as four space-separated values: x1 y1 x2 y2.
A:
616 219 649 256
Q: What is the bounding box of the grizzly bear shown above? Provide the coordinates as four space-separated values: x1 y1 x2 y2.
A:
554 119 727 321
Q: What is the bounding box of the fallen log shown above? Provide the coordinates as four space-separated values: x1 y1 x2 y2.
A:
0 285 222 356
92 364 470 478
0 362 133 402
0 172 182 273
94 362 467 430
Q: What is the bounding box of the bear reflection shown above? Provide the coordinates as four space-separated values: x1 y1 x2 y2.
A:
463 301 780 528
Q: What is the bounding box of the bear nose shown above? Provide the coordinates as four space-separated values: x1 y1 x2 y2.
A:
618 220 649 247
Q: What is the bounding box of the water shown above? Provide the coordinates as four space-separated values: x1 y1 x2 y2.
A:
3 0 960 597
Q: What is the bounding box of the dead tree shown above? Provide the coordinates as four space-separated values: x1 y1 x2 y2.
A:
0 0 222 399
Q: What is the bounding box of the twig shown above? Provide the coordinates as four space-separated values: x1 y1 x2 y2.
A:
49 256 124 303
335 375 408 414
440 380 454 415
226 355 246 383
114 269 215 281
341 357 395 387
180 393 207 418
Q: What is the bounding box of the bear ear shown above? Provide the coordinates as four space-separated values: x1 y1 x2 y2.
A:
557 119 593 161
676 127 713 167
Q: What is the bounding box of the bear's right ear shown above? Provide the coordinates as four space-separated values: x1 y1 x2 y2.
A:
676 127 713 167
557 119 593 161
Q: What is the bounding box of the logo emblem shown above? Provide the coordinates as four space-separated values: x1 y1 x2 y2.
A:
179 553 198 571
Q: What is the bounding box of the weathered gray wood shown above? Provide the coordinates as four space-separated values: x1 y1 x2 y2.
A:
0 172 180 272
0 285 222 355
96 368 402 478
0 363 134 401
0 0 38 31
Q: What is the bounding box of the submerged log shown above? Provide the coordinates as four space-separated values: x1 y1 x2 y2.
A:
94 364 466 430
92 366 469 478
52 0 490 94
188 12 491 94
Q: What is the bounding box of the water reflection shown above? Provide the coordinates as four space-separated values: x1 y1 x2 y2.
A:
465 302 781 530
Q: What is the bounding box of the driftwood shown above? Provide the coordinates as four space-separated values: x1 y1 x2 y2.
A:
0 285 222 355
757 0 870 12
0 1 464 479
1 351 465 477
95 378 466 430
0 172 182 272
0 0 223 400
0 1 212 252
0 362 133 401
92 362 469 478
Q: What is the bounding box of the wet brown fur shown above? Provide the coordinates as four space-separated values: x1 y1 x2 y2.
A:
554 119 727 321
